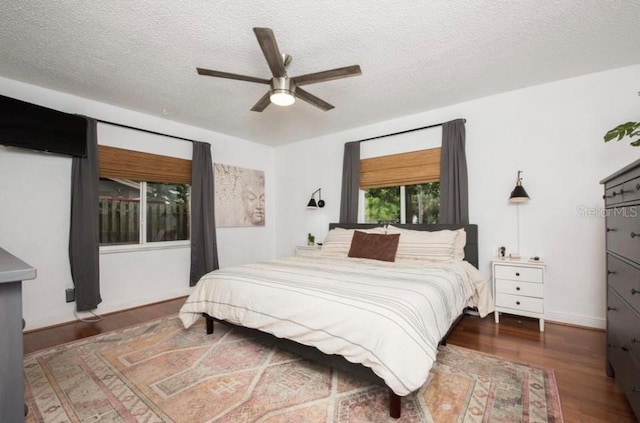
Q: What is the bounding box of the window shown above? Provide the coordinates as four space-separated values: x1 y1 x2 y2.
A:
99 179 190 246
364 183 440 224
98 145 192 248
360 147 441 224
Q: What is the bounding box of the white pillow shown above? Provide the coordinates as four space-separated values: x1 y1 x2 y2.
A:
454 228 466 261
386 225 458 262
321 226 386 257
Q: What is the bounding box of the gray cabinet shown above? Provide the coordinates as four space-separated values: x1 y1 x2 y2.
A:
601 158 640 421
0 248 36 423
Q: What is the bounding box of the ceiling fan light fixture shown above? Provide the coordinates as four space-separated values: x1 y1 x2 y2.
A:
270 90 295 106
270 77 296 106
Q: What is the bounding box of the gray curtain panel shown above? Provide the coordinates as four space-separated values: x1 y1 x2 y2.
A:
439 119 469 224
69 117 102 311
190 141 219 286
339 141 361 223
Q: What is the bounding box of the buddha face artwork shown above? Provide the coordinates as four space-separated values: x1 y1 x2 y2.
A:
215 164 265 227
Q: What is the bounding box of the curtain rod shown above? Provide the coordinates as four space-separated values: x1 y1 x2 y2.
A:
351 118 466 144
96 119 201 144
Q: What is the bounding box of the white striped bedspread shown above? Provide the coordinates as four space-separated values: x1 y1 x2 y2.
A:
179 255 493 396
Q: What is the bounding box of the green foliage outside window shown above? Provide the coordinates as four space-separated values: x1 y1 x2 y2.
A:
364 182 440 224
365 186 401 224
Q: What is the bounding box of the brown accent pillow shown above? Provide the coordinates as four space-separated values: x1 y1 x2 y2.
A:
348 231 400 262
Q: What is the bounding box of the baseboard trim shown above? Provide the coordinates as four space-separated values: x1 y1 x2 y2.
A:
25 289 191 331
545 310 605 330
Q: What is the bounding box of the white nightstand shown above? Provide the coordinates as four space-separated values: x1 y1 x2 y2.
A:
492 259 546 332
295 245 322 257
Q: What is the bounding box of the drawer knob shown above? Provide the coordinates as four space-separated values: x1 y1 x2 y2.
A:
612 191 618 197
632 288 640 295
622 346 629 352
515 272 520 277
516 301 521 305
636 183 640 191
516 286 521 291
632 385 640 393
619 188 626 195
607 270 616 275
632 337 639 344
607 306 617 311
631 232 639 239
602 194 609 199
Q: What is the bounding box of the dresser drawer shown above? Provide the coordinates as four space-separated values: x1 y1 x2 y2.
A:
606 209 640 266
620 175 640 204
607 254 640 315
608 334 640 418
495 292 544 313
608 288 640 368
493 265 543 283
495 279 544 298
604 162 640 207
605 185 626 206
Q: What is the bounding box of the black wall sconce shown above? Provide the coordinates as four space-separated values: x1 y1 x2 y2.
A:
307 188 325 208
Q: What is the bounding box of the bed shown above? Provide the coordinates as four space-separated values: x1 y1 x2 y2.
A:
179 223 492 418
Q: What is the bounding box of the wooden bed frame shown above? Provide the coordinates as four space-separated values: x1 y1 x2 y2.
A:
202 223 479 418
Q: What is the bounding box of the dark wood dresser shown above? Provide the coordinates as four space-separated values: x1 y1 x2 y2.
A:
601 157 640 421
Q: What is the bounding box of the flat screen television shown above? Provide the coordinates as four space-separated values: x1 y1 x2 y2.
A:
0 94 88 157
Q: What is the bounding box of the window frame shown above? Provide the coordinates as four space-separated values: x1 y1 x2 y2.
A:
99 180 191 254
98 145 192 253
359 183 439 224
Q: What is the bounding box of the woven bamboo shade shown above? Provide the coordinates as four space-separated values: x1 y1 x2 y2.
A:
360 148 441 189
98 145 191 184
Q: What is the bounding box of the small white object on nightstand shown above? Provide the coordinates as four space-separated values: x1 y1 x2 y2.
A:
295 245 321 257
492 259 546 332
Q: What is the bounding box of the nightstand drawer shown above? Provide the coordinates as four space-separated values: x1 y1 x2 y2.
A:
495 292 544 313
495 279 543 298
494 265 543 283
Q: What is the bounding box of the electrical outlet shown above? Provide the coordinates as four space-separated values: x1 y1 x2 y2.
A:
65 288 75 303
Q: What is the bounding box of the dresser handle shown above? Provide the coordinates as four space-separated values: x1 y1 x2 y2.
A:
606 227 616 232
516 301 521 305
607 270 616 275
607 306 617 311
632 288 640 295
622 346 629 352
603 194 611 199
631 232 639 239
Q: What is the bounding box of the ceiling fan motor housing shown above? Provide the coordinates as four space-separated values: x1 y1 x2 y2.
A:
271 77 296 95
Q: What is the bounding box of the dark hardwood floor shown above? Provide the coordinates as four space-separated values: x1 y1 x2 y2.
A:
23 299 636 422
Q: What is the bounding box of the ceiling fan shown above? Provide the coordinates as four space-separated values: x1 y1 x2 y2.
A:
196 27 362 112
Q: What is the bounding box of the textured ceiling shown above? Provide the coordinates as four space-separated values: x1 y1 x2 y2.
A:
1 1 639 146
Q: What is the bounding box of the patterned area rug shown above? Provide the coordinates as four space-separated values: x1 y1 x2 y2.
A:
24 316 563 422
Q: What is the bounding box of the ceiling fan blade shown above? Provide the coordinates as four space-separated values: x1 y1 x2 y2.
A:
295 88 334 111
253 27 286 78
293 65 362 86
250 92 271 112
197 68 270 84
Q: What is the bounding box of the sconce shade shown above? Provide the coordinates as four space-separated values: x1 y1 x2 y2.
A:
509 170 530 203
307 188 325 208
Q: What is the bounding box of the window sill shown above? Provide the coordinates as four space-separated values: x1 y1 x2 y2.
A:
100 241 190 255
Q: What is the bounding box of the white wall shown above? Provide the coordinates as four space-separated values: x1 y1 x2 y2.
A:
275 64 640 329
0 76 276 330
